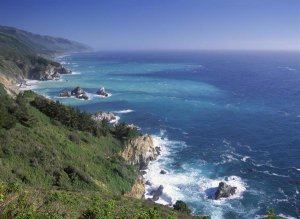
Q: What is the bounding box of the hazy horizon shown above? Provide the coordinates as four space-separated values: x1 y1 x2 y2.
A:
0 0 299 51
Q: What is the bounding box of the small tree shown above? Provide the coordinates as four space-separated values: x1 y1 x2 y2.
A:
173 200 191 215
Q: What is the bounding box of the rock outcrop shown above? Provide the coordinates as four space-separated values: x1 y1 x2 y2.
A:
160 169 167 174
71 86 88 100
91 112 116 124
214 182 237 200
41 65 71 81
96 87 109 97
121 134 160 170
59 86 88 100
125 176 145 199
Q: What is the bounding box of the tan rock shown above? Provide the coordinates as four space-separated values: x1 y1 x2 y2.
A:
121 134 159 170
125 175 145 199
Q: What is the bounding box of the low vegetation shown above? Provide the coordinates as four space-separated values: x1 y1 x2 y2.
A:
0 88 207 218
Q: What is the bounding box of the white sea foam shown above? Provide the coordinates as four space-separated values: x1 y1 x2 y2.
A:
95 93 112 98
241 156 250 162
277 214 297 219
18 79 40 90
110 116 120 124
254 170 289 178
71 71 81 75
144 132 247 212
144 134 190 205
113 109 134 114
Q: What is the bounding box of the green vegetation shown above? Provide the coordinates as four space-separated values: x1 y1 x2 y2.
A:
0 26 90 80
265 209 285 219
0 25 90 56
173 201 192 215
0 89 206 218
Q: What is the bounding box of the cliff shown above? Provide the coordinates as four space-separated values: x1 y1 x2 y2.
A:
0 26 90 90
121 134 160 170
125 175 145 199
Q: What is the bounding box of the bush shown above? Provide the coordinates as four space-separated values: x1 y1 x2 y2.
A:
173 200 191 215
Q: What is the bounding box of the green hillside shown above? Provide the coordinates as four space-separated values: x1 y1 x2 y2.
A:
0 26 90 81
0 26 91 55
0 88 209 219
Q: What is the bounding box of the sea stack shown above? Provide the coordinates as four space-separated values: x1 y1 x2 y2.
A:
214 182 237 200
96 87 109 97
71 86 89 100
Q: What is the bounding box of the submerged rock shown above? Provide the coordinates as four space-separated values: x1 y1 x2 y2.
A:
160 169 167 174
214 182 237 200
145 180 152 186
150 185 164 201
120 134 159 170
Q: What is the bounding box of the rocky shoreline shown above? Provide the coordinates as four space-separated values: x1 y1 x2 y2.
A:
121 133 239 206
121 134 161 199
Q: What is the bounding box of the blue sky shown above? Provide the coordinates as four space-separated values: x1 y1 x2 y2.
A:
0 0 299 50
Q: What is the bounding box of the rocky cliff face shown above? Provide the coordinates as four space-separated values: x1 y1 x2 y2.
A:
125 176 145 199
121 134 160 170
41 65 71 80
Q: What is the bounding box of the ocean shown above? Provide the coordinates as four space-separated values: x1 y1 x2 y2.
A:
32 51 300 219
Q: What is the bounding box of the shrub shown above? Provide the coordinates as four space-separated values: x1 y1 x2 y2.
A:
173 200 191 215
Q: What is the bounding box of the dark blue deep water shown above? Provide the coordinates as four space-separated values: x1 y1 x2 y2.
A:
34 51 300 218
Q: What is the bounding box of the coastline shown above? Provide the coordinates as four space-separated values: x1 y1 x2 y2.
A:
16 54 247 211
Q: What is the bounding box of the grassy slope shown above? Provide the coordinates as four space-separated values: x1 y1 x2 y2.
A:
0 89 207 219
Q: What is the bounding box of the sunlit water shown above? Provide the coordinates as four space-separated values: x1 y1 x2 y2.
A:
33 51 300 219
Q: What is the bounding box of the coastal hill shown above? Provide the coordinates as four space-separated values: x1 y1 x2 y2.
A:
0 26 90 94
0 25 91 56
0 26 209 218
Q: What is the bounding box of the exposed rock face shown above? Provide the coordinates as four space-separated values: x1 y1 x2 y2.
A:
121 134 160 170
41 66 71 81
150 185 164 201
96 87 108 97
91 112 116 124
214 182 237 200
125 176 145 199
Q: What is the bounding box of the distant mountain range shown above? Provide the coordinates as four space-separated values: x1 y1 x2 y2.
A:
0 25 91 56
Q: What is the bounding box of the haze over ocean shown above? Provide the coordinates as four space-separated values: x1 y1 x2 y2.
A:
32 51 300 218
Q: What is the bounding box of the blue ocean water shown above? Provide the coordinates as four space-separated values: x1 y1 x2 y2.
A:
33 51 300 219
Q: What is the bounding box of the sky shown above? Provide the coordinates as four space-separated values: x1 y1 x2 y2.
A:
0 0 299 51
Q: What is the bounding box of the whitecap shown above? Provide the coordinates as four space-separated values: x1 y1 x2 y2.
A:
241 156 250 162
278 214 297 219
113 109 134 114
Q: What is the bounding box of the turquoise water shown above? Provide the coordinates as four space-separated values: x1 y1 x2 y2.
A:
33 51 300 219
